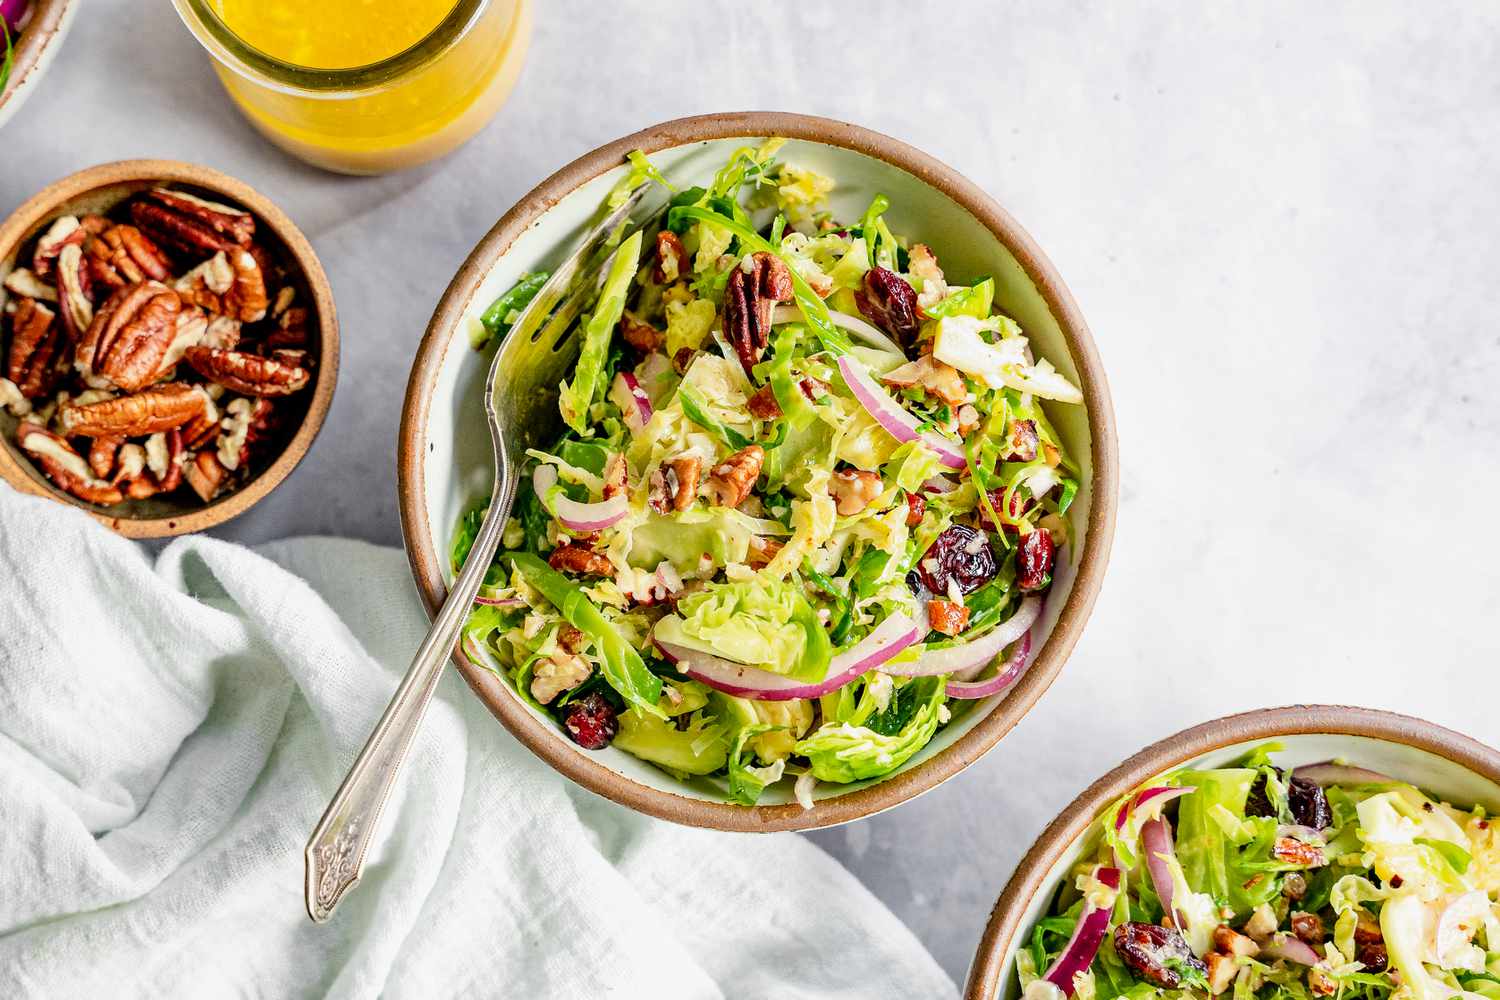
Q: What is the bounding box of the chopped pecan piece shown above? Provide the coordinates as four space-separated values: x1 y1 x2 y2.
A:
908 243 949 310
131 188 254 255
32 216 85 278
746 536 784 569
6 298 62 397
1214 925 1260 958
747 383 782 420
1307 968 1338 997
926 599 970 636
1005 419 1040 461
829 468 882 516
881 354 967 407
3 268 57 302
174 249 268 322
904 490 927 526
0 378 30 416
619 313 665 353
183 346 310 396
530 651 592 705
15 423 124 505
178 394 222 450
75 281 182 391
56 382 207 437
601 452 628 500
547 543 614 577
557 624 589 654
184 450 229 502
855 266 920 347
705 445 764 508
265 305 307 350
1271 837 1327 868
723 252 792 373
654 231 690 284
84 223 173 290
88 436 123 479
1205 953 1238 996
665 455 700 511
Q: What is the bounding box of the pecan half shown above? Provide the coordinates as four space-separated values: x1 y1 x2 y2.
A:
6 298 62 397
665 455 700 511
76 281 182 391
184 346 310 396
54 244 95 340
3 268 58 303
601 452 628 500
174 249 268 322
32 216 85 279
654 231 690 284
217 397 275 471
705 445 763 508
855 266 921 348
619 313 665 353
184 450 229 502
56 382 207 437
84 223 173 291
723 252 792 373
926 599 970 636
547 543 614 577
15 423 124 505
131 188 254 255
829 468 882 516
88 436 123 479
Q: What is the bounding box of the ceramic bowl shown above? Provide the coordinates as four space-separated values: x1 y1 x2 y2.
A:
399 111 1118 831
0 0 78 130
0 160 338 537
963 705 1500 999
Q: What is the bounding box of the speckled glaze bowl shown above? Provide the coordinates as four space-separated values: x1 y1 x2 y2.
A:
964 705 1500 999
399 111 1118 832
0 160 338 537
0 0 78 129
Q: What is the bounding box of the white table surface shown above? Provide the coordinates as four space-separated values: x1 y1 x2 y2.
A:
7 0 1498 986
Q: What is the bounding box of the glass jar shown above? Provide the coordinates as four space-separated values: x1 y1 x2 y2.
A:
171 0 532 175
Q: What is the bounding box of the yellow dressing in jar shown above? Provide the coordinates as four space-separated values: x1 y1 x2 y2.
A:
172 0 532 174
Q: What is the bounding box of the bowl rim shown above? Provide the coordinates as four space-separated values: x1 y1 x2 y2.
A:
0 0 75 124
397 110 1120 832
962 704 1500 999
0 158 339 538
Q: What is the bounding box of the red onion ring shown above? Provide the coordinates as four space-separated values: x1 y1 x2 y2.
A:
884 597 1041 678
533 464 629 533
836 355 966 469
1259 932 1321 966
1291 761 1395 787
654 611 921 701
943 631 1031 699
1042 866 1122 995
609 371 653 434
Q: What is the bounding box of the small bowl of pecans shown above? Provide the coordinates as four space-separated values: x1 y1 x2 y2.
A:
0 160 337 536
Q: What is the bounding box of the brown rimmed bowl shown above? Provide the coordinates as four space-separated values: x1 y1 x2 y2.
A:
398 111 1118 832
0 160 339 537
964 705 1500 999
0 0 77 129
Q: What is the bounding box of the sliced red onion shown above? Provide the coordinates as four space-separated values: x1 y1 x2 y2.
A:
654 611 920 701
1259 932 1321 966
1114 786 1194 833
1 0 28 33
944 632 1032 699
1291 761 1396 787
836 354 966 469
609 371 653 434
533 464 629 533
1276 824 1326 844
473 595 526 608
773 304 905 355
1042 866 1122 995
884 596 1041 678
1141 817 1185 927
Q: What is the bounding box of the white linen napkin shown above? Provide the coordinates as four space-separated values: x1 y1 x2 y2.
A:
0 486 957 999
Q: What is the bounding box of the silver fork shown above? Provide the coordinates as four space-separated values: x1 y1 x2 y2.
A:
304 184 653 923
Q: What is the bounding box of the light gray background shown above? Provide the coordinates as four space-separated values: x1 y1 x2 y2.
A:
6 0 1498 986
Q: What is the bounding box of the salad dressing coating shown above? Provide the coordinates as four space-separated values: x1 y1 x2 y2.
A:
455 141 1084 805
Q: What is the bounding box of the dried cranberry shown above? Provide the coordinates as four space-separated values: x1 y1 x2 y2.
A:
1357 941 1388 973
1247 770 1332 830
561 692 618 750
1017 529 1055 592
1113 922 1206 989
915 524 996 596
904 491 927 527
854 267 920 348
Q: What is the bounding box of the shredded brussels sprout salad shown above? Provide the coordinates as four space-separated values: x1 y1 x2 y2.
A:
453 140 1084 806
1017 745 1500 1000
